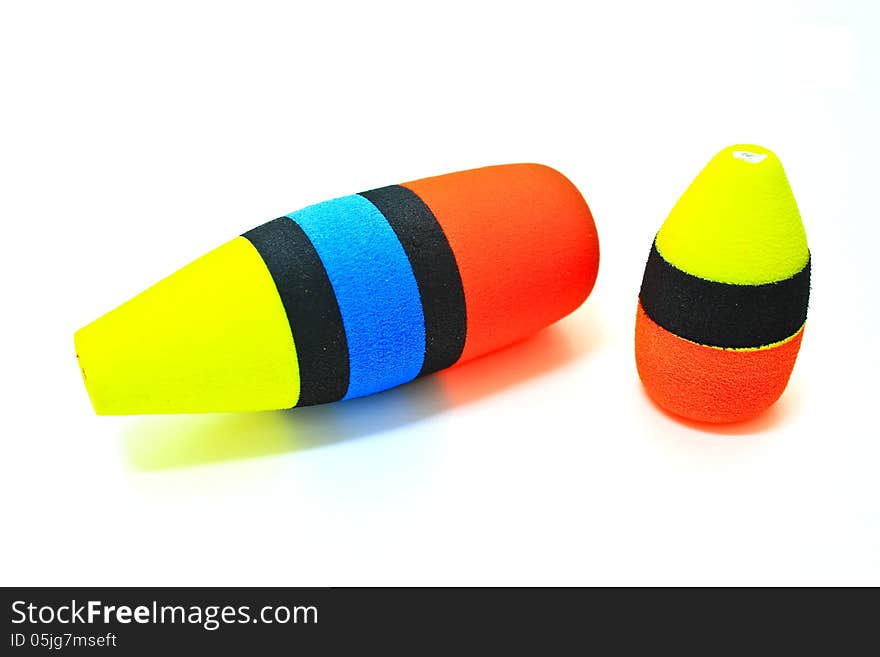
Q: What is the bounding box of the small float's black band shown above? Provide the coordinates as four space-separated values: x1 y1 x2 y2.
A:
359 185 467 375
639 241 810 348
243 217 350 406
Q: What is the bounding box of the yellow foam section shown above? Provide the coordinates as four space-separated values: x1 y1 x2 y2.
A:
74 237 300 414
656 144 809 285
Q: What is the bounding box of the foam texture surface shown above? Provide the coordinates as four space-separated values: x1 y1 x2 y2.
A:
75 237 300 414
76 163 600 414
635 144 810 423
404 163 599 362
656 144 809 285
640 240 810 348
288 195 425 400
359 185 466 376
243 217 349 406
636 303 804 423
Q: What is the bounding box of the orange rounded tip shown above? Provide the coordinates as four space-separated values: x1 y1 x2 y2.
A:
635 303 803 424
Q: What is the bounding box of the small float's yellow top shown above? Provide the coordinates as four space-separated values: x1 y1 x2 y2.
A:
655 144 809 285
74 237 300 414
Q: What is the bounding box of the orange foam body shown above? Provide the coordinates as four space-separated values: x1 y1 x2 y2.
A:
403 164 599 362
635 303 803 423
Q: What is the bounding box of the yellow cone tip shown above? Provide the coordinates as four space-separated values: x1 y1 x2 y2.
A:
656 144 809 285
74 237 301 415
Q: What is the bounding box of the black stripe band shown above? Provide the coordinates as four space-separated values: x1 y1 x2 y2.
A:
639 241 810 348
359 185 467 375
243 218 349 406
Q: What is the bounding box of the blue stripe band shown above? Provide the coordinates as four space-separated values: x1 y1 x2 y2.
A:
287 195 425 399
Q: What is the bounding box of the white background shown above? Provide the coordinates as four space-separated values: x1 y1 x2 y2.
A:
1 1 877 585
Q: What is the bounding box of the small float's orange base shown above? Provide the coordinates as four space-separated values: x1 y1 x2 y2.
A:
635 303 803 423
